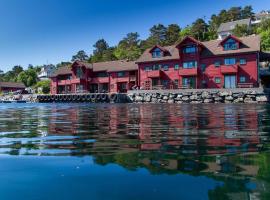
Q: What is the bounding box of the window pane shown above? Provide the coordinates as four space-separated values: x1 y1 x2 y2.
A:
224 58 236 65
240 76 246 83
174 64 179 70
162 65 169 71
215 77 221 83
214 61 221 67
240 59 246 65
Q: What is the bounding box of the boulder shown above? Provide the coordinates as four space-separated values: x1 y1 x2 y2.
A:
219 91 229 97
256 95 268 102
202 91 211 99
135 95 143 102
145 95 152 102
225 96 234 101
204 98 214 103
163 95 169 100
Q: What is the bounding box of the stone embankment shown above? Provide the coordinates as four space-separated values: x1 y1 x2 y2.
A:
127 88 270 104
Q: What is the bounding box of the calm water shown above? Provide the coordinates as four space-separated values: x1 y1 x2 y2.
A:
0 103 270 200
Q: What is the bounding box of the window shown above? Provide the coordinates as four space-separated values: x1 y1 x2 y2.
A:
76 67 83 78
224 38 238 50
215 77 221 84
117 72 125 77
240 76 246 83
224 58 236 65
214 61 221 67
240 59 247 65
183 45 197 53
144 66 152 71
161 80 169 87
183 61 197 69
96 72 108 77
152 48 162 58
174 79 179 86
174 64 180 70
201 64 206 72
153 64 160 70
162 65 169 71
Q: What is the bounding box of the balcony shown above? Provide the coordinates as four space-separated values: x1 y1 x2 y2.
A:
129 75 137 82
220 65 238 74
146 70 161 78
179 68 198 76
58 80 72 85
58 78 83 85
91 77 109 83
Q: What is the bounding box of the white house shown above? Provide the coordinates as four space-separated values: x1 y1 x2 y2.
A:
217 18 252 40
38 65 56 80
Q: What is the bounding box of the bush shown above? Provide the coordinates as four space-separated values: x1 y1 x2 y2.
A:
34 80 51 94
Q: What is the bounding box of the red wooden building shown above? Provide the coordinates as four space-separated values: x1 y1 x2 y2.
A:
50 60 138 94
137 35 260 89
50 35 262 94
0 82 26 93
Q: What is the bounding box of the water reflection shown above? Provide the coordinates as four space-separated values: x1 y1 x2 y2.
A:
0 103 270 199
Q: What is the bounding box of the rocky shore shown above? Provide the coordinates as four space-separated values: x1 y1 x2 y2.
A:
127 88 270 104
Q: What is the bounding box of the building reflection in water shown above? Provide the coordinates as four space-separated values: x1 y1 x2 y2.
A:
0 104 269 199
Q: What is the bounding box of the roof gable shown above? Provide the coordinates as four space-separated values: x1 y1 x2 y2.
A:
219 35 242 46
149 45 169 53
176 36 205 48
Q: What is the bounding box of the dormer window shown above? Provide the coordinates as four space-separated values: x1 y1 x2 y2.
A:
224 38 238 51
152 48 162 58
76 67 84 78
183 45 197 54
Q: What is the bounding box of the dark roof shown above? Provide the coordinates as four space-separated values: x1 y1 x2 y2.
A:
51 60 138 77
217 18 251 33
92 60 137 72
0 82 25 88
50 66 72 77
137 35 260 63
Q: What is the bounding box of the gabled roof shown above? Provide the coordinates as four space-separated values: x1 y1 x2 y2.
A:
149 45 169 53
0 82 25 88
136 45 180 63
92 60 137 72
218 35 243 46
217 18 251 33
50 60 138 77
136 35 261 63
50 66 72 77
201 35 260 56
176 36 205 48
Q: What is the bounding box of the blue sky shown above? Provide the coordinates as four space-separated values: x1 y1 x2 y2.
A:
0 0 268 71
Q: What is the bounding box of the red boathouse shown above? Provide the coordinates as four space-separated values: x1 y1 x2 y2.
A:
50 35 262 94
50 60 138 94
136 35 260 90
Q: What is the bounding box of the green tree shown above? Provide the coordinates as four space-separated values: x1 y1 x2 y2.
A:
190 18 209 41
232 24 250 37
71 50 89 62
90 39 117 62
17 71 28 86
165 24 181 45
35 80 50 94
12 65 23 75
17 68 38 87
114 32 142 60
260 29 270 51
149 24 167 45
241 5 254 19
178 26 192 41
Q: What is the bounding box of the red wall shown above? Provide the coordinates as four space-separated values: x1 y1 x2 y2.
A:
138 52 258 89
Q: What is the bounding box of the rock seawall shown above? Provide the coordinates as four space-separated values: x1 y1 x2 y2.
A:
127 89 270 104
